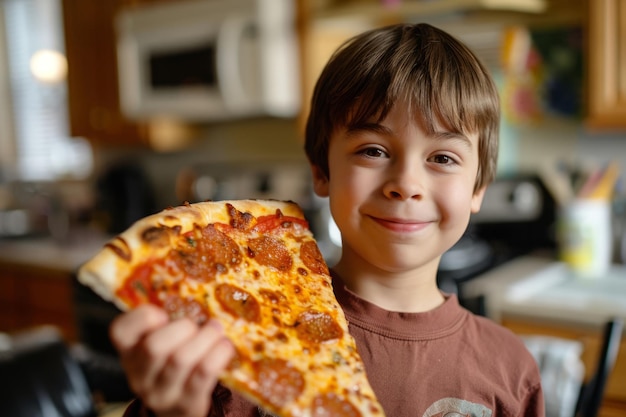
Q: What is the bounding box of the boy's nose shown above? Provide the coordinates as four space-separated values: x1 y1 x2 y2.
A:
382 165 424 200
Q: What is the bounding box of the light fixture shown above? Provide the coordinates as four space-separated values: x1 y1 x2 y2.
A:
29 49 67 84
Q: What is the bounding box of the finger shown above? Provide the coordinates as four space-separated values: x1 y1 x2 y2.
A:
147 320 234 409
169 344 235 417
175 324 235 416
194 322 235 380
110 304 169 353
123 318 199 397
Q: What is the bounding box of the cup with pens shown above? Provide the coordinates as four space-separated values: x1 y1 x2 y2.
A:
558 162 620 279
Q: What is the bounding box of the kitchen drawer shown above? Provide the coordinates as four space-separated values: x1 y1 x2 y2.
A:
0 262 77 341
0 273 18 304
0 309 19 332
23 275 74 314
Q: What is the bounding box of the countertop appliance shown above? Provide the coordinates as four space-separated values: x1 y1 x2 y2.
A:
116 0 300 122
438 174 558 295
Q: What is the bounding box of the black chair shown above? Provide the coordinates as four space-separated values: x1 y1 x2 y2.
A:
0 326 98 417
447 277 487 317
575 317 624 417
458 293 487 317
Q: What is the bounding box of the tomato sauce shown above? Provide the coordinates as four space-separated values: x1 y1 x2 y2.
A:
116 263 160 307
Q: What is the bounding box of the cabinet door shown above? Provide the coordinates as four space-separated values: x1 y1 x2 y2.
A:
62 0 149 145
0 274 19 332
586 0 626 129
0 266 77 342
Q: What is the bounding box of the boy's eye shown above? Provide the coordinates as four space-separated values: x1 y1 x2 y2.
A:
359 147 387 158
430 154 455 164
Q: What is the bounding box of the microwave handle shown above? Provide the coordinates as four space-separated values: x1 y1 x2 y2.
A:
217 17 255 110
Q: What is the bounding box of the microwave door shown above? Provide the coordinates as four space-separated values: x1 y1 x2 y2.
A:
149 43 217 94
139 18 261 120
216 17 262 115
141 44 223 120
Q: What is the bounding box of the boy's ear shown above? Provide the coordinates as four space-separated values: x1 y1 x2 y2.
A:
310 164 329 197
470 186 487 213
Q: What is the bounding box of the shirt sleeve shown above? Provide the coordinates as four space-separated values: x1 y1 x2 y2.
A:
522 381 546 417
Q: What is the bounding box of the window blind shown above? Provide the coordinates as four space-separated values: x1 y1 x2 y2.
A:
2 0 92 181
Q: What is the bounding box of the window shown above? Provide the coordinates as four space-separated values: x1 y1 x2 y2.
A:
1 0 92 181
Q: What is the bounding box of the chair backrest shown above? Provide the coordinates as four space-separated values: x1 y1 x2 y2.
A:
458 293 487 317
0 326 97 417
575 318 624 417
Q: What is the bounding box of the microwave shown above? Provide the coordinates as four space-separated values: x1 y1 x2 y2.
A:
115 0 300 122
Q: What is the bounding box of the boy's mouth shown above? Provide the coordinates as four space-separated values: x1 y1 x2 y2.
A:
368 216 433 233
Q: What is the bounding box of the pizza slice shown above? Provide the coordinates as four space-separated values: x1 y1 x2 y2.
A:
78 199 385 417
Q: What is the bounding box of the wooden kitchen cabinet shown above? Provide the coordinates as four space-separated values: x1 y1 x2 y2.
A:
295 0 575 133
502 316 626 417
297 18 373 132
62 0 185 146
61 0 151 146
586 0 626 130
0 263 77 342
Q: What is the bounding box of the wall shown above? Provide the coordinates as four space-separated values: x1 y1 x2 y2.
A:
504 117 626 197
96 117 309 211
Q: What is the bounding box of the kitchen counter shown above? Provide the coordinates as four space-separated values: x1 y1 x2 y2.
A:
463 255 626 328
0 229 113 341
0 229 112 273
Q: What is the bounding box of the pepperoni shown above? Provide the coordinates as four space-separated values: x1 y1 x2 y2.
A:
215 284 260 323
141 226 173 248
295 310 343 343
200 225 243 266
253 213 309 234
255 358 305 408
171 225 242 281
300 240 329 275
169 249 211 279
311 393 361 417
162 295 209 325
247 236 292 271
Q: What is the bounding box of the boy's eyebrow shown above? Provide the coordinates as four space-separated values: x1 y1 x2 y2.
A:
345 122 392 136
431 131 474 150
346 123 475 151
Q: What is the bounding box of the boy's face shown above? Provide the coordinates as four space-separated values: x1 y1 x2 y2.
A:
311 102 486 274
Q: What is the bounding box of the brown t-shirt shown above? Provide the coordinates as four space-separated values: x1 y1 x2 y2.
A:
124 274 545 417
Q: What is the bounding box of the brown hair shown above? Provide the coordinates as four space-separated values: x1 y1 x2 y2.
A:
304 23 500 192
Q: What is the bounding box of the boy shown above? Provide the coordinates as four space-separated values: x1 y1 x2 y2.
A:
112 23 544 417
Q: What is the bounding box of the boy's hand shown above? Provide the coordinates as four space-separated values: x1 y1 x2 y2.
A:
110 304 235 417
